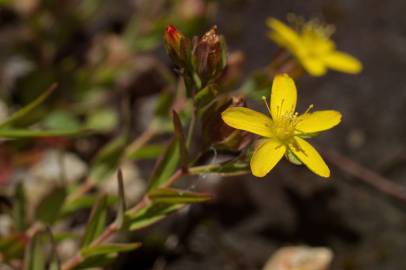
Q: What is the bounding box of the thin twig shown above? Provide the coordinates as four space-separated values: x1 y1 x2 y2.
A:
322 148 406 203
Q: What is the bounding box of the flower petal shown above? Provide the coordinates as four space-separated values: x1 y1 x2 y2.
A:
222 107 273 137
299 55 327 76
323 51 362 74
250 139 286 177
289 137 330 178
270 74 297 120
266 18 300 48
296 110 342 133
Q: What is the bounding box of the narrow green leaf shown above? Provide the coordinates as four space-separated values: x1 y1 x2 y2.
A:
147 138 180 191
35 186 67 225
188 162 249 176
286 149 303 165
115 169 127 228
81 243 141 258
46 228 60 270
89 135 127 182
125 202 184 231
172 110 188 169
49 260 60 270
154 91 175 118
127 143 164 160
194 84 218 109
81 195 108 248
62 195 117 217
0 128 91 139
73 253 117 270
13 182 27 231
61 195 98 216
149 188 212 204
85 108 118 132
43 110 80 130
23 232 46 270
0 83 57 128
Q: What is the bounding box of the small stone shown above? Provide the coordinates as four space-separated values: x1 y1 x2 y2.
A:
0 215 13 236
101 161 146 205
263 246 333 270
29 150 87 184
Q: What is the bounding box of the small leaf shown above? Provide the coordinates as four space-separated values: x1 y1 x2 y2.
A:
194 84 218 109
81 195 108 248
80 243 141 258
13 182 27 231
189 162 249 176
154 90 175 118
46 228 60 270
0 83 57 128
0 128 90 139
35 186 67 225
85 108 118 132
127 143 164 160
115 169 127 228
73 253 117 270
149 188 212 204
286 149 303 165
23 232 46 270
43 111 80 130
172 110 188 170
61 195 98 216
147 138 180 191
125 202 185 231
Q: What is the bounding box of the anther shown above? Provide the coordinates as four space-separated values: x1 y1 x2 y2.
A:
262 96 272 116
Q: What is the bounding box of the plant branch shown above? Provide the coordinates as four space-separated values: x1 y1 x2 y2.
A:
322 148 406 203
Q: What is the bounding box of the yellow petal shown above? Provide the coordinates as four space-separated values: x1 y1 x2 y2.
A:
299 55 327 77
221 107 273 137
289 137 330 178
323 51 362 74
270 74 297 120
296 110 342 133
250 139 286 177
266 18 300 48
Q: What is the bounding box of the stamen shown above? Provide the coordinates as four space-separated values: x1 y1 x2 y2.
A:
304 104 314 114
305 19 335 39
287 13 305 31
262 96 272 116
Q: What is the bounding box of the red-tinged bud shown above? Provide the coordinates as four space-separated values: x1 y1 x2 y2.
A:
192 26 227 87
165 25 181 51
164 25 189 66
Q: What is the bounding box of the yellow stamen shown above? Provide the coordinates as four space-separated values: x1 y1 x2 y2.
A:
262 96 272 116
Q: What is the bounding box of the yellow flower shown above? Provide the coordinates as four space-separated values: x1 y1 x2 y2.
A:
221 74 341 178
267 17 362 76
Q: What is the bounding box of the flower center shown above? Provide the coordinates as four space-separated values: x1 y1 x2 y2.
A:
287 14 335 56
271 113 298 143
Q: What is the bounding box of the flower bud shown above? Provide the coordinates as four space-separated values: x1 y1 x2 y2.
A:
192 26 227 86
164 25 189 66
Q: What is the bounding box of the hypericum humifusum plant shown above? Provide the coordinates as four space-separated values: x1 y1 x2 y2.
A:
4 14 363 270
